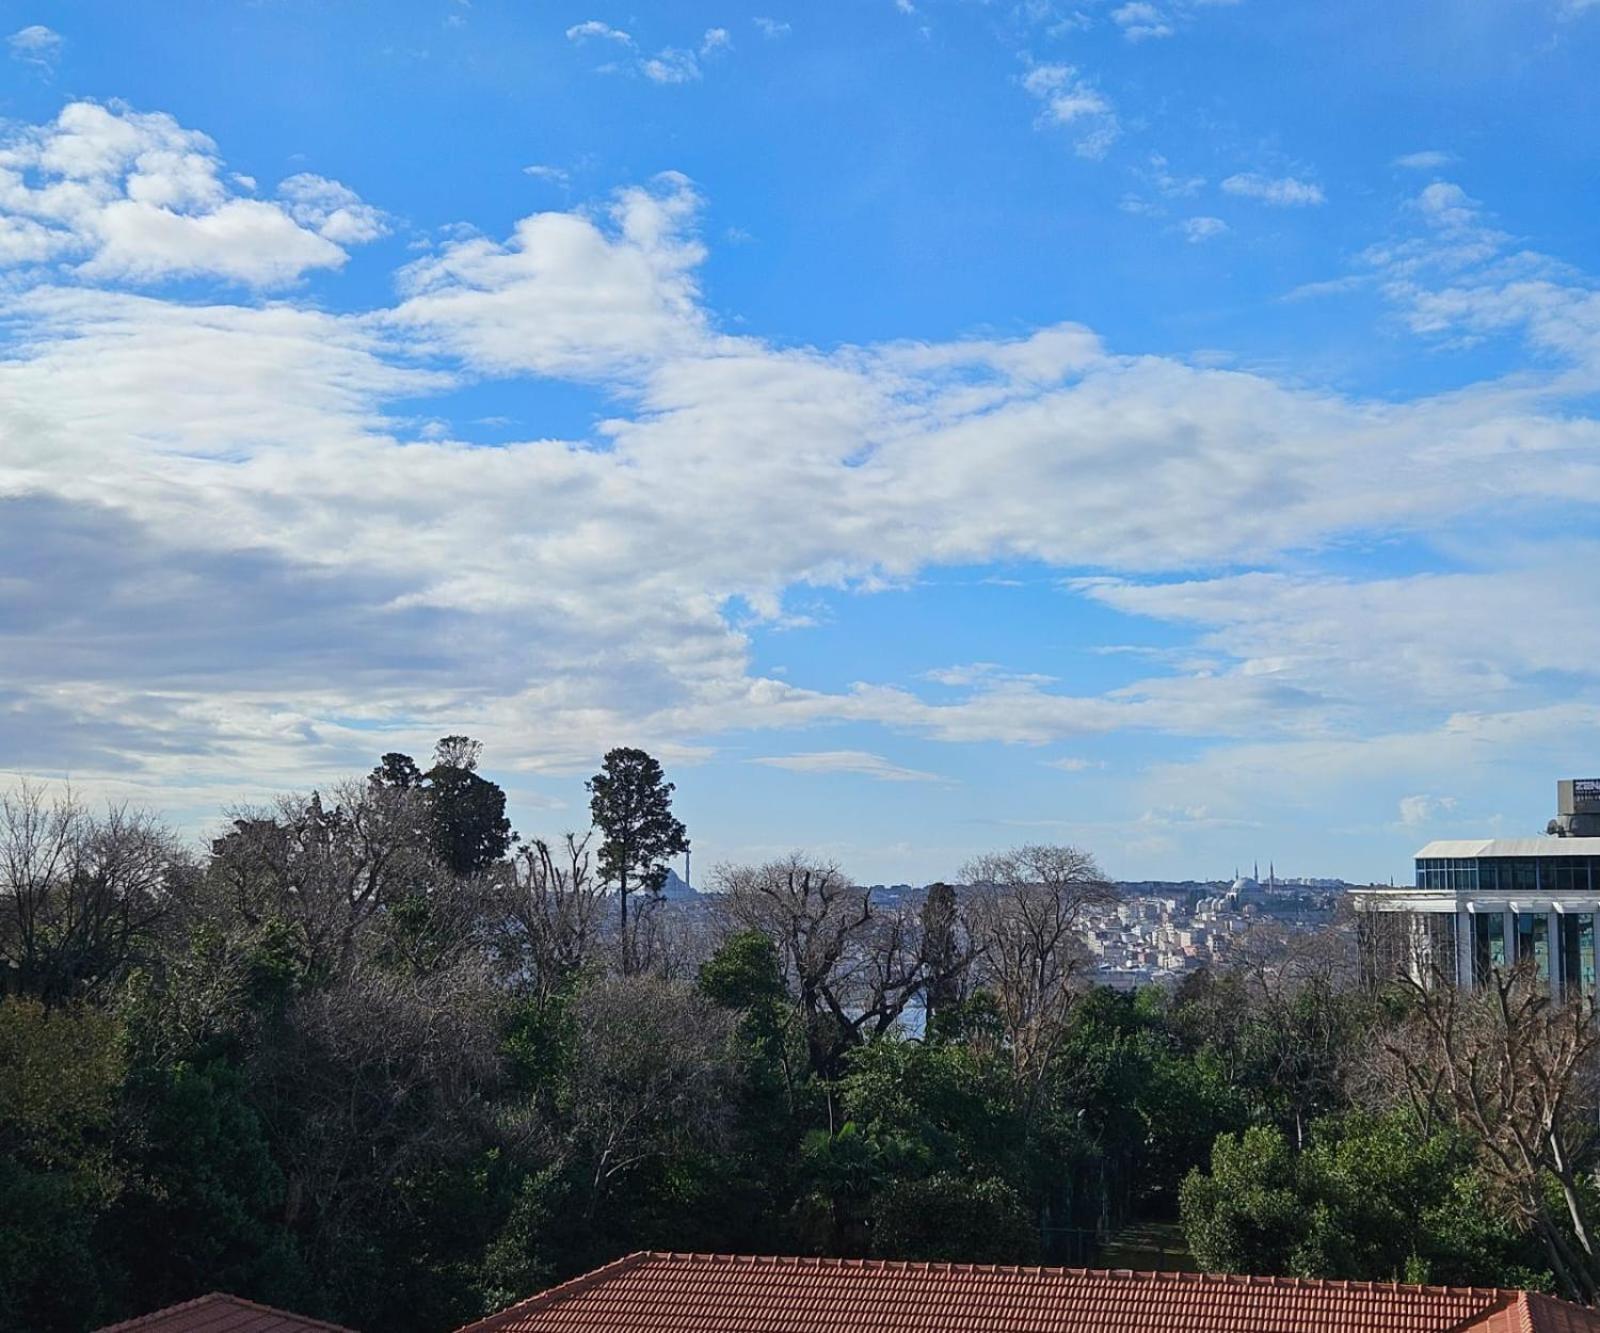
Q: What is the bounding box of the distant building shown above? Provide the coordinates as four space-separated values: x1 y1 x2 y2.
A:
1353 779 1600 992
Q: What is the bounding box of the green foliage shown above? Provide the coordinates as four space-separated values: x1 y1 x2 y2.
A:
2 762 1577 1330
0 999 127 1331
874 1173 1039 1263
586 747 688 900
1180 1113 1551 1286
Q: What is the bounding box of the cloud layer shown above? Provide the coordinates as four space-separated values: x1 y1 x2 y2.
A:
2 99 1598 858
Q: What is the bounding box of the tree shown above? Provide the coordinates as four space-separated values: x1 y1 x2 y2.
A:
961 845 1119 1112
210 782 433 980
874 1173 1039 1263
716 855 929 1076
0 784 184 1007
370 738 512 877
424 738 512 877
586 749 688 973
920 883 967 1038
0 998 128 1330
1380 965 1600 1303
559 974 738 1220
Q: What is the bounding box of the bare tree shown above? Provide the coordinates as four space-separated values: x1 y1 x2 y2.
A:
209 779 434 979
962 844 1118 1110
1222 920 1366 1148
559 973 739 1219
253 957 507 1271
0 782 184 1006
715 854 933 1074
495 832 608 1000
1381 965 1600 1304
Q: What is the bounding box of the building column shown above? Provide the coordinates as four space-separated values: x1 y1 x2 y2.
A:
1457 909 1474 987
1551 910 1565 995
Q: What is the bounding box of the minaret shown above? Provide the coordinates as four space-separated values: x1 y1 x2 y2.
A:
1253 860 1259 883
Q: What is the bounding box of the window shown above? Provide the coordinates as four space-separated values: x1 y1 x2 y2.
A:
1544 857 1592 897
1473 911 1506 983
1516 911 1550 984
1562 913 1596 998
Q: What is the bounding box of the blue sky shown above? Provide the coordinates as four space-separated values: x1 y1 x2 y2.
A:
2 0 1598 883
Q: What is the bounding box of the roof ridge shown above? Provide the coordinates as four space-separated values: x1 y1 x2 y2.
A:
637 1253 1522 1297
455 1253 656 1333
94 1292 357 1333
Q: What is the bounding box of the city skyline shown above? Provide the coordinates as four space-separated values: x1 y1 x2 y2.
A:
2 2 1599 883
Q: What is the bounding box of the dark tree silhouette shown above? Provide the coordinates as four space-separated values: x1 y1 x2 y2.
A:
368 737 512 876
586 748 688 974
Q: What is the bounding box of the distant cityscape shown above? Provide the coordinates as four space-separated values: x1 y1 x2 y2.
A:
659 864 1353 990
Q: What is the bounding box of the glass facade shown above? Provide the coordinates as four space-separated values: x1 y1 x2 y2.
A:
1517 911 1550 982
1415 856 1595 895
1562 913 1597 997
1391 852 1600 991
1472 911 1506 982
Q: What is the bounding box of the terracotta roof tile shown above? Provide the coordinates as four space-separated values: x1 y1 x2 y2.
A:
95 1292 358 1333
457 1253 1600 1333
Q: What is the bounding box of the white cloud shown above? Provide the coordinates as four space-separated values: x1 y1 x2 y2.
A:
4 104 1600 810
1399 793 1457 826
278 173 389 244
701 27 732 55
753 17 792 37
752 751 946 783
1021 64 1119 159
8 23 60 69
1393 150 1455 170
523 164 570 186
0 101 376 285
642 48 702 83
1221 172 1326 206
565 20 633 44
1182 215 1227 242
1112 2 1174 39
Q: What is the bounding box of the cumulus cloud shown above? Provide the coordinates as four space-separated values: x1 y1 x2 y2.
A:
1021 64 1119 159
1221 173 1326 206
0 101 380 285
642 48 702 83
565 19 632 44
1111 2 1174 39
753 17 791 37
4 102 1600 820
278 173 389 244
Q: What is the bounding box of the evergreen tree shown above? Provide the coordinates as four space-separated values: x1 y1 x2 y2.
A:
586 748 688 974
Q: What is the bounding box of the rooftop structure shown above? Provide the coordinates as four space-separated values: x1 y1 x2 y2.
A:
95 1293 356 1333
455 1251 1600 1333
1354 781 1600 990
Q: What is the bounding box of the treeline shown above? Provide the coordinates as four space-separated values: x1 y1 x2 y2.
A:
0 742 1595 1331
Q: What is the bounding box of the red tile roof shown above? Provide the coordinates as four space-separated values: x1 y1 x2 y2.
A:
95 1292 358 1333
454 1253 1600 1333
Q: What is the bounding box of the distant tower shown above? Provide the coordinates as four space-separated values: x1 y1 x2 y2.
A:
684 848 691 891
1269 861 1276 891
1253 860 1259 882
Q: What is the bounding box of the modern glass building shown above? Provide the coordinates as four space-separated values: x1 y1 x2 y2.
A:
1355 836 1600 992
